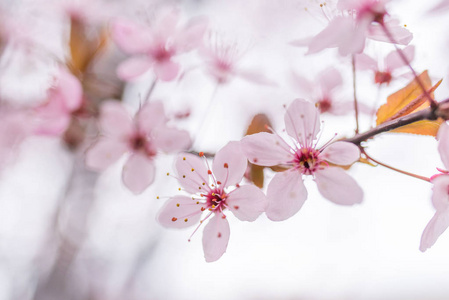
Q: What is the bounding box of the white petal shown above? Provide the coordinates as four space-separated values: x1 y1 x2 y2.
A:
284 99 320 147
321 142 360 165
227 185 267 221
315 167 363 205
212 141 247 188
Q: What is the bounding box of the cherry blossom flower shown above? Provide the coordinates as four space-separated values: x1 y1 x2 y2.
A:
292 0 412 55
291 67 371 115
241 98 363 221
111 9 208 81
33 67 83 136
85 101 191 194
199 34 274 85
356 45 415 85
420 123 449 251
157 142 267 262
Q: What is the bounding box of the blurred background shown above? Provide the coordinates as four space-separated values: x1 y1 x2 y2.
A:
0 0 449 299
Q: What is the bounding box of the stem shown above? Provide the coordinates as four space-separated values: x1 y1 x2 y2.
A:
344 106 437 145
144 78 158 102
352 55 360 134
380 22 437 109
363 150 430 182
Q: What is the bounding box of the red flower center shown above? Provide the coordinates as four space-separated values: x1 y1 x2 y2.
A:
293 147 322 175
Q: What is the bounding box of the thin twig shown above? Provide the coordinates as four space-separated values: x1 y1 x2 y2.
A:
363 149 430 182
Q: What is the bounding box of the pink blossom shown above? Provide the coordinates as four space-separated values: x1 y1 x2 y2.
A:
156 142 267 262
111 9 208 81
33 68 83 136
420 123 449 252
292 0 412 56
241 98 363 221
199 35 274 85
291 67 371 115
85 101 191 194
356 45 415 85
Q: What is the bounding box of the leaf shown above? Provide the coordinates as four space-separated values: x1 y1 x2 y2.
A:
244 114 272 188
376 70 443 137
69 18 109 76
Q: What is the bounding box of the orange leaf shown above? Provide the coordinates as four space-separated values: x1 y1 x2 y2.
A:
375 71 443 137
69 18 109 76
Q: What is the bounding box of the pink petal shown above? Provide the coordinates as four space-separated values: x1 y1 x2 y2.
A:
227 185 267 221
212 141 247 188
354 53 378 71
135 101 167 134
33 114 70 136
52 68 83 111
241 132 293 166
176 16 208 52
314 167 363 205
385 45 415 71
85 137 128 171
317 67 343 95
152 9 180 40
431 175 449 211
367 20 413 45
284 99 320 146
438 123 449 169
290 37 312 47
307 17 354 54
111 18 153 54
122 153 155 194
156 195 204 229
153 127 191 152
175 153 210 194
337 23 367 55
99 101 134 138
153 60 180 81
117 56 153 81
202 214 230 262
420 209 449 252
321 142 360 165
237 69 276 86
266 170 307 221
290 71 314 96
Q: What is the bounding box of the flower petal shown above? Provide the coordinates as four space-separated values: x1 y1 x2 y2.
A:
266 170 307 221
175 153 210 194
122 153 155 194
153 127 191 153
176 16 208 52
321 142 360 165
156 195 204 229
111 18 153 54
307 17 354 54
237 69 276 86
135 101 167 134
53 68 83 111
355 53 378 71
212 141 247 188
241 132 293 166
85 137 128 171
314 167 363 205
99 101 134 138
431 175 449 211
385 45 415 71
153 60 180 81
284 99 320 147
227 185 267 221
317 67 342 95
117 56 153 81
437 123 449 169
420 208 449 252
367 20 413 45
202 214 230 262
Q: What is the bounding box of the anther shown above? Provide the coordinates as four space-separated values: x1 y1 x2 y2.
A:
196 201 200 204
224 163 229 168
217 181 222 185
202 182 206 185
156 196 160 199
166 172 170 176
217 233 222 238
234 205 239 209
176 203 180 207
178 188 181 191
183 175 186 178
183 157 186 160
199 152 204 157
201 207 206 211
172 217 177 222
191 168 195 172
184 218 188 222
208 170 212 175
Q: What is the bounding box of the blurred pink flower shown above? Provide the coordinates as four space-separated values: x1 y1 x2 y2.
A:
292 0 412 55
241 98 363 221
33 68 83 136
157 142 267 262
356 45 415 85
420 123 449 252
200 35 274 85
85 101 191 194
112 9 208 81
291 67 371 115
